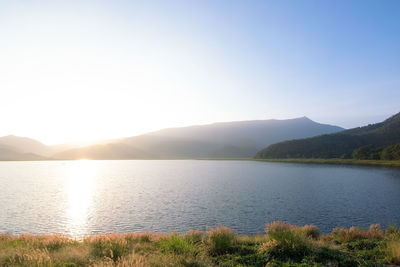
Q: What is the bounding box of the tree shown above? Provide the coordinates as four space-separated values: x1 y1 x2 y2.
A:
381 144 400 160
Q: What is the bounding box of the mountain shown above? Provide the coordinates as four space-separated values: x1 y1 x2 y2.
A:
0 135 103 159
0 117 344 160
0 144 46 161
0 135 51 156
116 117 344 159
53 143 154 160
255 112 400 159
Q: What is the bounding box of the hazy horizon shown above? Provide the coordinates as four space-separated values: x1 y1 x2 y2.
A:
2 115 344 146
1 0 399 144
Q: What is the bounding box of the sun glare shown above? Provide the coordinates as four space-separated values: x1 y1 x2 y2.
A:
65 160 98 236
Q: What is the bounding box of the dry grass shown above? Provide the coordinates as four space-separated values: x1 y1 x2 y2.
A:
323 225 385 243
1 223 399 266
387 241 400 265
301 225 320 239
207 226 236 255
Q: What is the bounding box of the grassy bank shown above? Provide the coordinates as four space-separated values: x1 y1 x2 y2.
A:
201 158 400 168
1 223 400 266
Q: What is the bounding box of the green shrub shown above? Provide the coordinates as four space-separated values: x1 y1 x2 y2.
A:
262 222 313 261
158 233 198 255
207 226 236 255
345 239 379 251
313 245 348 264
88 235 130 261
183 230 204 245
330 225 383 243
124 233 153 244
386 225 398 234
301 225 320 240
265 221 295 234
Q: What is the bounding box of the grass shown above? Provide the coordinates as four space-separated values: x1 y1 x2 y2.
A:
1 223 400 266
200 158 400 168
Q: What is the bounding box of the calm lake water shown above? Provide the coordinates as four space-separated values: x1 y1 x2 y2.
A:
1 160 400 236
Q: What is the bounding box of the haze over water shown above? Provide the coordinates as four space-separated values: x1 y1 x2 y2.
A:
1 160 400 237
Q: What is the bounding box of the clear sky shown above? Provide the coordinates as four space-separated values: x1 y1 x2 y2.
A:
1 0 399 145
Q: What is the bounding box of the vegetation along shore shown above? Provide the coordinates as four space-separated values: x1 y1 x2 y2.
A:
201 158 400 168
1 222 400 266
252 158 400 168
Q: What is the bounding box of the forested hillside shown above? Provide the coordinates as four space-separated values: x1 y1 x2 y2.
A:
255 112 400 160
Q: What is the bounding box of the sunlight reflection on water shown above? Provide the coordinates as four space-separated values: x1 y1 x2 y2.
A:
1 160 400 236
65 160 97 236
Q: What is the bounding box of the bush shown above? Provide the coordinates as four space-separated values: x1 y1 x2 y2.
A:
301 225 320 240
207 226 236 255
265 221 295 234
262 222 313 261
386 225 398 235
330 225 384 243
183 230 204 245
88 235 130 261
158 233 197 254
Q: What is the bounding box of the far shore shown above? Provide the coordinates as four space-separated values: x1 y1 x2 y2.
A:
200 157 400 168
1 157 400 168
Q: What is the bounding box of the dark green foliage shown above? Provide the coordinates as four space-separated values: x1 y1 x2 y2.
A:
262 225 313 262
381 143 400 160
312 246 357 266
54 263 78 267
256 112 400 159
352 145 381 160
214 243 267 266
178 258 205 267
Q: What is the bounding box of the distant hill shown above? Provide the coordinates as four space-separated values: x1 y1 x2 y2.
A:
0 144 46 161
53 143 153 160
255 112 400 159
0 117 344 160
0 135 102 160
116 117 344 159
0 135 51 156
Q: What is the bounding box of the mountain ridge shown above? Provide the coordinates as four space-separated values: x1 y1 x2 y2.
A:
57 117 344 159
255 112 400 159
0 117 344 160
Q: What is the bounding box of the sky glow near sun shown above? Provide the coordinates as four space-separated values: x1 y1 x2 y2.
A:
1 1 399 145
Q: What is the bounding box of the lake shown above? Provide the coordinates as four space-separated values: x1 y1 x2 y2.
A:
1 160 400 237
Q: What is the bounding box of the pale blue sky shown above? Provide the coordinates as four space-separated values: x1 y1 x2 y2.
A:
0 1 399 144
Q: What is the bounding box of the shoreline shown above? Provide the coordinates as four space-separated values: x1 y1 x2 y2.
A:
1 157 400 169
199 157 400 168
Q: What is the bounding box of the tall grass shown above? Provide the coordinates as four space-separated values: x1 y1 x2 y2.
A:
1 223 399 266
207 226 236 255
261 222 313 261
387 241 400 264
